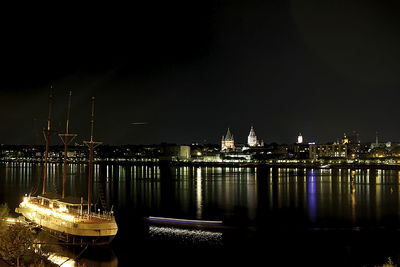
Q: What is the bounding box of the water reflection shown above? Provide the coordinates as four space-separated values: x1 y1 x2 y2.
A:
148 226 223 246
308 170 317 223
4 163 400 265
196 167 202 219
103 165 400 228
3 163 400 228
33 231 118 267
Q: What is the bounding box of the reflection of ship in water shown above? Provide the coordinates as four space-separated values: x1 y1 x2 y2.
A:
36 230 118 266
16 90 118 245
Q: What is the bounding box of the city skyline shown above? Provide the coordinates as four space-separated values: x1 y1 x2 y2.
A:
1 1 400 145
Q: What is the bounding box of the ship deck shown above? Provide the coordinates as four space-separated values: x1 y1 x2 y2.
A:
25 196 115 224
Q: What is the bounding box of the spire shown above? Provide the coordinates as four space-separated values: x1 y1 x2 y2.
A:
225 128 233 140
248 125 257 147
249 126 256 137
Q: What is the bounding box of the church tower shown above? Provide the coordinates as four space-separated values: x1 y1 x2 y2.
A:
221 128 235 151
297 132 303 144
248 126 257 147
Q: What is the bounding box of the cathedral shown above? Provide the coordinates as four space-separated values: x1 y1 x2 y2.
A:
248 126 258 147
221 126 264 151
221 128 235 151
248 126 264 147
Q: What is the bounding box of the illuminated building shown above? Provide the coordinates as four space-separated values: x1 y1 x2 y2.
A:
221 128 235 151
341 133 349 144
390 146 400 157
160 145 191 160
288 143 310 159
309 144 348 159
370 131 386 149
368 147 388 158
248 126 258 147
297 133 303 144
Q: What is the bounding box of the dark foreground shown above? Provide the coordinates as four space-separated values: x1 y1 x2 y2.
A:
108 216 400 267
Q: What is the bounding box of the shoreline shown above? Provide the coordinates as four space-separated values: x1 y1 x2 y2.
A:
1 158 400 170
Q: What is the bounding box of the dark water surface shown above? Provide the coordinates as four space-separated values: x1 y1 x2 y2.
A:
2 162 400 266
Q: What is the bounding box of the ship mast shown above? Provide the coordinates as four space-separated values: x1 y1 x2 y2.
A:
42 86 53 195
59 91 77 199
83 97 102 217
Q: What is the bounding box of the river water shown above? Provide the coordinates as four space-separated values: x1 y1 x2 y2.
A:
1 162 400 266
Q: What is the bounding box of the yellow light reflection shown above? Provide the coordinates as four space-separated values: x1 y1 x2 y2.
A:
196 168 202 219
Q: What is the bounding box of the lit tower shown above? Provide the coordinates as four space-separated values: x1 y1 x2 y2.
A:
342 133 349 144
221 128 235 151
297 132 303 144
248 126 257 147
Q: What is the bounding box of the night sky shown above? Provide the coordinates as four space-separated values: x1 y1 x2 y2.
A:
1 1 400 146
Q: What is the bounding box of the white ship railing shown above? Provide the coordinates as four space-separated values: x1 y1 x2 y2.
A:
21 197 115 223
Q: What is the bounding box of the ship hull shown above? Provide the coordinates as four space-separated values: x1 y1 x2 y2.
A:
44 226 116 245
16 205 118 246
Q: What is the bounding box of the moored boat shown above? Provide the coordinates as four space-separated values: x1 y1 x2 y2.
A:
16 193 118 245
16 90 118 245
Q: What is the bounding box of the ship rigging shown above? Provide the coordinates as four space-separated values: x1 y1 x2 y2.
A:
16 89 118 245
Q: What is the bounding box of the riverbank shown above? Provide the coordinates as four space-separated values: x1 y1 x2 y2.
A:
2 158 400 170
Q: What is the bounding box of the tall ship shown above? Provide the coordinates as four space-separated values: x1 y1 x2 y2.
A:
16 89 118 245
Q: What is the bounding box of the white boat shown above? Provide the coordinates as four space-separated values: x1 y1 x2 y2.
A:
16 193 118 245
16 91 118 245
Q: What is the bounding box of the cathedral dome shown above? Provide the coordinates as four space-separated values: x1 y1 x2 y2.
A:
248 126 257 147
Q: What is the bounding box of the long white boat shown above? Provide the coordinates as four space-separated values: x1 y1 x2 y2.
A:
16 91 117 245
16 193 118 245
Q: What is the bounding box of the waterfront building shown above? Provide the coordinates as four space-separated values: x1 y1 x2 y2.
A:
349 131 360 145
368 147 388 158
160 144 191 161
288 143 309 159
369 132 390 150
221 128 235 151
390 146 400 157
221 151 252 161
309 144 348 160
